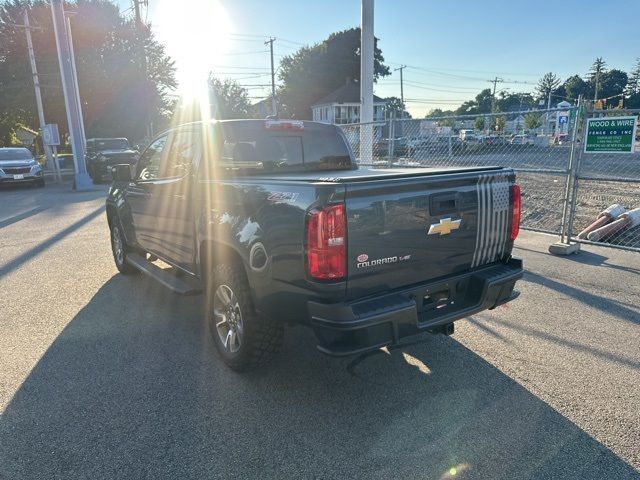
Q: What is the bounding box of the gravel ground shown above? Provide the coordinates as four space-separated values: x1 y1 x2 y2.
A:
0 182 639 480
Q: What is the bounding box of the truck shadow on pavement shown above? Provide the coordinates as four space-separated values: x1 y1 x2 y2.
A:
524 271 640 326
1 274 638 480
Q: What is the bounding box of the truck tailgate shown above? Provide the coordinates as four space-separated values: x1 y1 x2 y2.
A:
345 169 514 300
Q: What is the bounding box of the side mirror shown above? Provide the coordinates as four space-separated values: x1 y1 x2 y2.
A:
112 164 133 182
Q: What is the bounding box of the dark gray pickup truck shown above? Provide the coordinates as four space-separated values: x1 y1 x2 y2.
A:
106 119 523 370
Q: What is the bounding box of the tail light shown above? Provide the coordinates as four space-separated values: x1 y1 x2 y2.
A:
510 184 521 241
306 204 346 280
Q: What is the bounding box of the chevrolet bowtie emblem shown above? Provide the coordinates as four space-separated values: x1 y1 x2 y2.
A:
428 217 462 236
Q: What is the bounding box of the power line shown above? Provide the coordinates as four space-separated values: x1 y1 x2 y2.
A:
401 81 479 94
221 50 269 56
212 65 271 70
275 36 305 46
388 61 542 77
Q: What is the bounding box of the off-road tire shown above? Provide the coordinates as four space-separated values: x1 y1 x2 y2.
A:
207 263 283 371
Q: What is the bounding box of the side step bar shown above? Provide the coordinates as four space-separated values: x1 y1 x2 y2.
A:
126 253 201 295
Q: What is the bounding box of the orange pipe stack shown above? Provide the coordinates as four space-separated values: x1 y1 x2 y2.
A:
577 204 626 239
587 208 640 242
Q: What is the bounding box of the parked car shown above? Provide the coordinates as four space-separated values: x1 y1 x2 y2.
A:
106 119 523 371
459 129 479 143
407 136 462 157
374 137 409 157
509 134 535 146
483 135 508 146
0 147 45 187
86 137 138 183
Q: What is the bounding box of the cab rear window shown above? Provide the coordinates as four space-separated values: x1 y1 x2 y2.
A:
213 121 353 174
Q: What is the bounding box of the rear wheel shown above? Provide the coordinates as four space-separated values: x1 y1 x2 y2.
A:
110 220 139 275
207 263 283 371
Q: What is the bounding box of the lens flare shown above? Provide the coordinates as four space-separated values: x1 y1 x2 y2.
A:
155 0 232 114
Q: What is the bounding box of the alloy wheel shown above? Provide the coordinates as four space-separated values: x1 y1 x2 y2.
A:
213 284 243 353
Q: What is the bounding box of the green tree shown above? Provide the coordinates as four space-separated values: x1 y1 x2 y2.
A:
438 118 455 128
524 113 542 131
598 69 628 100
626 93 640 108
384 97 410 119
535 72 561 102
277 27 390 119
562 75 589 100
0 0 176 142
587 57 607 99
472 116 485 131
496 92 535 112
626 58 640 96
587 57 607 82
455 88 492 115
208 77 251 119
425 108 453 118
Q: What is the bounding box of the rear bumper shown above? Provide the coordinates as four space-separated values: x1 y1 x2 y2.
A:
309 257 523 356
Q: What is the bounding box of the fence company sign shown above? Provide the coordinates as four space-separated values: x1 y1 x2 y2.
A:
584 116 638 153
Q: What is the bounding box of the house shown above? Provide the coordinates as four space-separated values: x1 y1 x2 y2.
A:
505 114 526 134
311 80 386 125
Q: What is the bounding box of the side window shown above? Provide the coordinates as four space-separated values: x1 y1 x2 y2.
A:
136 135 168 181
163 130 201 178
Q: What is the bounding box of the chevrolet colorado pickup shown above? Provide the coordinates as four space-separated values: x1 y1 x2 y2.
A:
106 119 523 370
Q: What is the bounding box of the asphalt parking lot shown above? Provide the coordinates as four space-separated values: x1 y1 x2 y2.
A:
1 182 639 479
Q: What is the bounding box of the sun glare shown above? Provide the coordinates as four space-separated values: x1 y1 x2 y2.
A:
155 0 232 106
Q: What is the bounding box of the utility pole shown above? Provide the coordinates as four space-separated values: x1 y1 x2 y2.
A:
593 70 599 102
394 65 406 118
65 13 86 148
21 11 56 180
50 0 92 190
133 0 143 28
488 76 503 113
264 37 277 116
132 0 153 140
360 0 374 164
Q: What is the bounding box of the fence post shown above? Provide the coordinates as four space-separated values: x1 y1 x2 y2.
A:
565 133 585 245
388 114 395 167
559 98 581 243
550 100 585 255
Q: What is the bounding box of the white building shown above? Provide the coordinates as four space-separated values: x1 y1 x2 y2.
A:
311 80 386 124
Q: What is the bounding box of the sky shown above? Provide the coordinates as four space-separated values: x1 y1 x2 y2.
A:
116 0 640 117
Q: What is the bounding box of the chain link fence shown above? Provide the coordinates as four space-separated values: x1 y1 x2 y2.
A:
567 108 640 252
341 107 577 234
